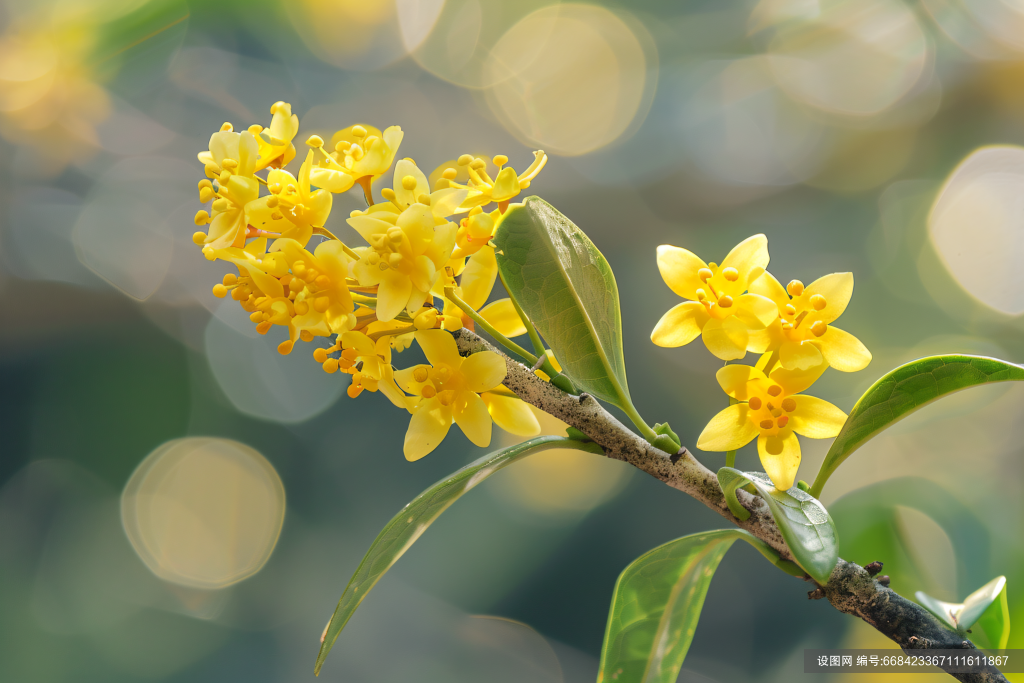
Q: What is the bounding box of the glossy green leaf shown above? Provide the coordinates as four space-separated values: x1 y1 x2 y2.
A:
314 435 602 675
597 529 797 683
493 197 630 409
717 467 837 585
810 355 1024 497
916 576 1010 650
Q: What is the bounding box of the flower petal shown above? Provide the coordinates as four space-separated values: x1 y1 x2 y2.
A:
656 245 707 300
404 397 452 461
395 364 430 395
721 234 769 282
716 364 766 400
460 247 497 311
342 330 375 355
819 326 871 372
479 299 527 337
394 158 429 208
376 272 412 322
789 395 847 438
460 351 507 393
747 319 783 354
651 302 709 347
800 272 853 324
452 391 493 447
702 316 748 361
770 362 827 396
415 329 463 369
735 293 779 328
757 431 800 491
779 340 824 371
749 271 789 310
697 404 758 452
482 393 541 436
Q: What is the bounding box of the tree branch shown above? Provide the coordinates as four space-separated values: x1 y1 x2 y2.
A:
453 328 1009 683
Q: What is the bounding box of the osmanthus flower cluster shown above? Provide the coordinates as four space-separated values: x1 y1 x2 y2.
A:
191 102 548 460
652 235 872 490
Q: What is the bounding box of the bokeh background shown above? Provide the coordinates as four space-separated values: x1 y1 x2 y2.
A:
2 0 1024 681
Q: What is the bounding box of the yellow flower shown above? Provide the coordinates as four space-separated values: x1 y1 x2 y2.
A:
651 234 779 361
347 160 466 321
748 272 872 372
248 150 333 247
697 359 847 491
210 237 355 353
253 101 299 171
481 389 541 437
319 330 410 408
195 126 261 249
311 123 403 192
441 151 547 210
452 206 499 259
394 330 508 461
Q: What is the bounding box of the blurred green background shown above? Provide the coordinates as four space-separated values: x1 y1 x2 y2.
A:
2 0 1024 681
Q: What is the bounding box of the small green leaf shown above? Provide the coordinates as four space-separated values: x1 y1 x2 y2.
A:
810 355 1024 497
718 467 838 585
597 528 799 683
314 435 602 675
916 576 1010 649
974 580 1011 651
493 197 630 409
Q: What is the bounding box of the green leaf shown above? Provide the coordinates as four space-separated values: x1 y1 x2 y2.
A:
810 355 1024 498
916 576 1010 650
717 467 838 585
597 528 797 683
314 435 601 675
493 197 630 409
973 579 1011 651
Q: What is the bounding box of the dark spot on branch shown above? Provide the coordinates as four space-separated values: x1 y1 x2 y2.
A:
669 447 689 465
865 561 884 576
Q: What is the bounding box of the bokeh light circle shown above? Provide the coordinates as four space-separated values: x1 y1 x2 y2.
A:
492 410 631 517
400 0 558 89
483 4 649 156
767 0 929 118
203 300 347 424
928 145 1024 316
121 437 286 589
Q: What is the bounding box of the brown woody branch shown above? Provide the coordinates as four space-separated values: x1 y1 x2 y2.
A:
453 328 1008 683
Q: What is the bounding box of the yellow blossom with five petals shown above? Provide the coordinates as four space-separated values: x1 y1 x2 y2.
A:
443 151 547 211
196 127 261 248
651 234 778 360
394 330 508 461
697 357 847 491
748 271 872 372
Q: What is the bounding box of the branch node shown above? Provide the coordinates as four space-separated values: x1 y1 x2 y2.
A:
908 636 930 649
877 575 890 587
808 588 825 600
865 561 884 576
669 447 689 465
577 392 590 404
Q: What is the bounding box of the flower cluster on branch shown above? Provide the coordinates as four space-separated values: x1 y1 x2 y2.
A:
192 103 548 460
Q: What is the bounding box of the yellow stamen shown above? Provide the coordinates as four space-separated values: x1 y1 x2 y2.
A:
787 280 804 297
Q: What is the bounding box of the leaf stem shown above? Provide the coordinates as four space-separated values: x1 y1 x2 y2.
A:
499 270 546 358
444 287 574 394
619 401 660 444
